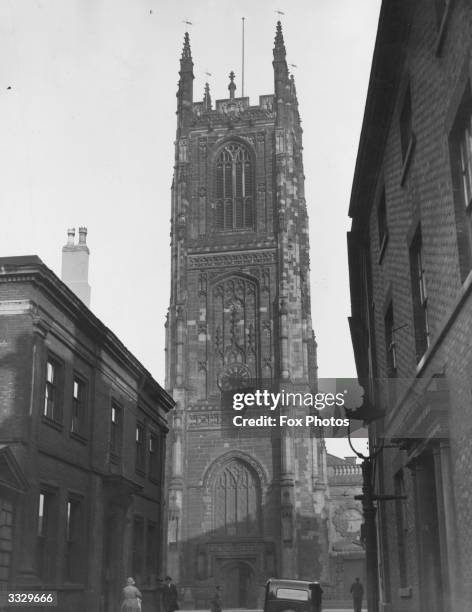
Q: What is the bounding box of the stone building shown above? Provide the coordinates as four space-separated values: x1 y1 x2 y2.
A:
0 247 174 611
348 1 472 611
164 23 332 608
325 456 365 605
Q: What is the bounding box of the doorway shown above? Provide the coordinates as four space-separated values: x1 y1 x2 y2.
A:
220 560 255 608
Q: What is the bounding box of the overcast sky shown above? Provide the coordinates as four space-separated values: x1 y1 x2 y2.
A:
1 0 380 456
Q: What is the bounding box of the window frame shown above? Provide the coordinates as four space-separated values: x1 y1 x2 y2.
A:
135 422 146 475
70 374 88 440
409 227 430 362
110 401 123 459
43 355 63 427
399 82 415 185
148 430 162 483
64 495 84 584
449 81 472 279
377 188 389 263
434 0 453 57
37 488 57 583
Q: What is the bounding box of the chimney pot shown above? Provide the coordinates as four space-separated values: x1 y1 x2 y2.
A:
67 228 75 246
78 227 87 245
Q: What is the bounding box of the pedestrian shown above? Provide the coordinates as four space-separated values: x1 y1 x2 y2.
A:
350 577 364 612
162 575 179 612
210 585 222 612
311 582 323 612
121 577 142 611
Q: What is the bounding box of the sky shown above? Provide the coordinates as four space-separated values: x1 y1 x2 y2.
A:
0 0 380 457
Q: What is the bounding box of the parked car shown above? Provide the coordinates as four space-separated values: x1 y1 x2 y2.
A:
263 579 323 612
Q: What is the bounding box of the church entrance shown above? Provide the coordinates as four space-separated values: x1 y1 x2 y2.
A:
220 560 255 609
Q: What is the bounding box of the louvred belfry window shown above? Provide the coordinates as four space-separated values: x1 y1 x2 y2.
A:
215 144 254 231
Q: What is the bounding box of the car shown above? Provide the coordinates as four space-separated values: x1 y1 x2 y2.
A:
263 579 323 612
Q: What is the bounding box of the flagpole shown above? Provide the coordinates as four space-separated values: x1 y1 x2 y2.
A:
242 17 245 97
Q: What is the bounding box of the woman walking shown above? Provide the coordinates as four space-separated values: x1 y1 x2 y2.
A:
121 577 142 611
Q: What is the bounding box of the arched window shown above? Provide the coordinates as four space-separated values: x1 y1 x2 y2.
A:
215 144 254 231
214 460 259 535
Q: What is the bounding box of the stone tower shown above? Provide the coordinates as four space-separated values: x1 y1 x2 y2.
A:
165 23 329 608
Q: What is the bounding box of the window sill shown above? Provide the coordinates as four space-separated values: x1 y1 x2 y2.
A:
435 1 453 57
41 415 63 432
70 431 88 445
378 232 389 264
400 135 415 186
214 227 256 234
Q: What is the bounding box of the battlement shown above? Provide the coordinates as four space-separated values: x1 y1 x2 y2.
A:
193 94 274 119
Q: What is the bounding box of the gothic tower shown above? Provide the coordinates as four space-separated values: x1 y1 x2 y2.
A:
165 24 329 608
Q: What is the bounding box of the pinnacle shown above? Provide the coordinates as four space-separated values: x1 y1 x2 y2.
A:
273 20 286 60
181 31 192 61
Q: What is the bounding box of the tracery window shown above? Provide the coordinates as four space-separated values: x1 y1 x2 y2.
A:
214 460 259 536
215 144 254 231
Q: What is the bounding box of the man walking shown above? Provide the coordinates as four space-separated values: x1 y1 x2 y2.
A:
162 576 179 612
350 577 364 612
210 585 222 612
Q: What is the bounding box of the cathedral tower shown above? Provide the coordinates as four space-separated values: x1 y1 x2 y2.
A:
165 23 328 608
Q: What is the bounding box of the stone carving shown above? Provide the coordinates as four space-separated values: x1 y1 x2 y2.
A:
187 413 221 428
188 250 276 269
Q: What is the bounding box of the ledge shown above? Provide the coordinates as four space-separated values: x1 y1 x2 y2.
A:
41 415 63 433
378 232 389 264
435 0 453 57
400 134 416 186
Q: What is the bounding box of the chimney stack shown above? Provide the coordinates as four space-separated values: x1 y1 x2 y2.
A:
61 227 91 308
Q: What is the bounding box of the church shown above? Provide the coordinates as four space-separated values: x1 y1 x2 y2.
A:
164 23 362 608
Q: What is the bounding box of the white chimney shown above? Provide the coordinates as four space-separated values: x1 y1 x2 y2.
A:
61 227 91 307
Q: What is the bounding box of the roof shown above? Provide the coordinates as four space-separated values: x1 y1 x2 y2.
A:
327 454 357 467
348 0 414 225
0 255 175 413
266 579 319 588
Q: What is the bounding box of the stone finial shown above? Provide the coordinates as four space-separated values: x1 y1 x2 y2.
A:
228 71 236 100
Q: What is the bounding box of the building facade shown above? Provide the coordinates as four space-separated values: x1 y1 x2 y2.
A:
165 23 331 608
0 255 174 612
348 1 472 611
325 456 365 604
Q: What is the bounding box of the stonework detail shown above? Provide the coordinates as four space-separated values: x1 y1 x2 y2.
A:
188 250 276 269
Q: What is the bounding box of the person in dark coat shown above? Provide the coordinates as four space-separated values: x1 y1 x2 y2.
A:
162 576 179 612
350 577 364 612
210 585 222 612
310 582 323 612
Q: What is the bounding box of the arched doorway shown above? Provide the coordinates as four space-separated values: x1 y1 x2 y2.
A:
220 560 256 609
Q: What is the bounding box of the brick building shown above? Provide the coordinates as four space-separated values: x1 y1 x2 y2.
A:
164 23 332 608
0 249 174 611
348 1 472 611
